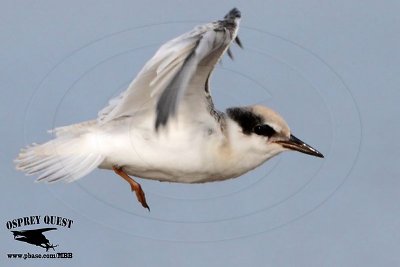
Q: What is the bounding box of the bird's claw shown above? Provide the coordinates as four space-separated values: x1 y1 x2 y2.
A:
132 184 150 211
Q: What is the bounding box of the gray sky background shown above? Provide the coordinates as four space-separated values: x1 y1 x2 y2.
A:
1 1 399 266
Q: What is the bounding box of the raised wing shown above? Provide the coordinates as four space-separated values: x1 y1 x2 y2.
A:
11 228 57 237
32 228 57 233
98 8 242 129
14 228 57 234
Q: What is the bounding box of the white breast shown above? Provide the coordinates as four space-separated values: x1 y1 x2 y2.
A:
96 117 277 183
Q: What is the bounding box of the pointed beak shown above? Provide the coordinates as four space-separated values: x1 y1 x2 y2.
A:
275 134 324 158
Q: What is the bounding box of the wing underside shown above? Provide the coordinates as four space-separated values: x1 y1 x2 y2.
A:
97 8 242 129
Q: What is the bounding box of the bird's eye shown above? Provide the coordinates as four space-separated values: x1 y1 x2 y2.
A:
253 124 276 137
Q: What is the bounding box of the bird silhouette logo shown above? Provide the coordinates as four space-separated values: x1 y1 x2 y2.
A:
11 228 58 251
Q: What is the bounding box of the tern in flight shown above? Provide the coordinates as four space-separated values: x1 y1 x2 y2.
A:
16 8 323 210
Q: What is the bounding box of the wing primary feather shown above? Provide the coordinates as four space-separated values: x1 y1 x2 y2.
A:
155 41 200 130
235 36 243 48
224 8 241 20
227 48 234 60
98 9 241 127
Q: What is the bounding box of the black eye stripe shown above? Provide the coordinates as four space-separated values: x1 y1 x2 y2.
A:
253 124 276 137
226 107 263 135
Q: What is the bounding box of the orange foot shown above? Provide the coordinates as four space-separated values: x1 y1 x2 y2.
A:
113 166 150 211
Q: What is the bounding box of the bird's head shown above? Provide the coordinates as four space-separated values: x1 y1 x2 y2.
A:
226 105 324 160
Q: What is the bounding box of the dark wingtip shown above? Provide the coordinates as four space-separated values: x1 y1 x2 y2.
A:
227 48 234 60
235 36 243 48
225 8 241 20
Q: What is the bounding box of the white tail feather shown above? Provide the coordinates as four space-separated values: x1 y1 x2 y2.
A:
15 134 104 183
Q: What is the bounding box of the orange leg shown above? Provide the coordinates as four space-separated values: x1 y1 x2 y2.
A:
113 166 150 211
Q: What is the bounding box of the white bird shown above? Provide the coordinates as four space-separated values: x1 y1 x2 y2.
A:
15 8 323 210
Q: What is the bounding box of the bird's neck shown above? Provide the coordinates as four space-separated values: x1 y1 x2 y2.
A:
214 117 276 177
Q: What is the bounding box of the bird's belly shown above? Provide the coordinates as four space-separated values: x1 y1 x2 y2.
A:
97 130 233 183
99 148 264 184
99 155 232 183
97 125 270 183
122 166 233 183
